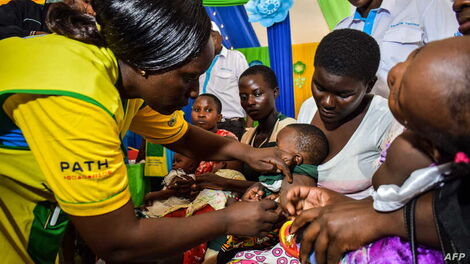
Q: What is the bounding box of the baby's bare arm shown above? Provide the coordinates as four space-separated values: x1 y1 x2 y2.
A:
279 173 317 210
372 131 433 189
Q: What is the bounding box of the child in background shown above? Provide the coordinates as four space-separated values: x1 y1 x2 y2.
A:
188 94 259 197
219 124 329 263
191 93 240 175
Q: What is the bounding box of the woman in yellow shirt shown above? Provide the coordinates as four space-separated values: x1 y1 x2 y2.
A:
0 1 292 263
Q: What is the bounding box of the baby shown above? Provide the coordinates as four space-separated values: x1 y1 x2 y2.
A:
144 152 245 218
219 124 329 262
143 152 198 216
245 123 329 201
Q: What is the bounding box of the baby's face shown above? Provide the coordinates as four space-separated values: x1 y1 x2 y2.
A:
276 127 299 157
172 153 197 174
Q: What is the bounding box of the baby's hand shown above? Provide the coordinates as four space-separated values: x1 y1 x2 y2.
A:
242 182 265 201
168 175 195 198
265 193 278 201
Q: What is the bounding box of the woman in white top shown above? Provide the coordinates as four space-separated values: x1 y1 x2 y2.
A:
298 29 402 199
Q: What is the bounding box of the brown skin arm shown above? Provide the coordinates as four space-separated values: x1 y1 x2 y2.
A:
372 131 433 189
71 199 279 262
145 175 195 204
285 188 438 264
192 172 255 193
166 125 293 182
144 189 177 204
279 174 317 212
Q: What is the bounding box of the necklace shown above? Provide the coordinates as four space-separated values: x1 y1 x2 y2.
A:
252 132 269 148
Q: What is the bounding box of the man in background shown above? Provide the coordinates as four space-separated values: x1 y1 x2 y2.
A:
198 21 249 139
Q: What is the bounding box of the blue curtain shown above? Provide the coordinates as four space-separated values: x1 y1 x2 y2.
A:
267 13 295 118
205 6 260 49
123 130 143 157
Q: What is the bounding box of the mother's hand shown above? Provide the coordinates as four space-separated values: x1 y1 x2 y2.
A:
290 199 397 264
282 186 352 216
245 147 295 183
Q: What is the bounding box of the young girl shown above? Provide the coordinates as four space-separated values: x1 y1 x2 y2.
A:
191 93 239 175
189 94 255 194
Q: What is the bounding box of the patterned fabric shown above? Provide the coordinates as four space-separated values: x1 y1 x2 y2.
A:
221 229 279 253
195 129 238 176
228 243 300 264
230 236 443 264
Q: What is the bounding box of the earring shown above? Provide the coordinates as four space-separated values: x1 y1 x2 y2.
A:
139 70 147 77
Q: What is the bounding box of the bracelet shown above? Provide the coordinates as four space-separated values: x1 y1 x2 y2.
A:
226 193 240 201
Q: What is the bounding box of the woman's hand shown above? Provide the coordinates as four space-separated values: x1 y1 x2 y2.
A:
290 199 398 264
242 182 265 201
223 199 279 236
282 186 353 216
244 147 295 183
167 127 294 182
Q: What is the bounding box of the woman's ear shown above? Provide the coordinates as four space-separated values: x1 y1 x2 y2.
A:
366 76 377 93
273 87 280 98
294 154 303 165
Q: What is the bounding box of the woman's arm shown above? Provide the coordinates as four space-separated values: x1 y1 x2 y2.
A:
72 200 279 262
166 125 293 182
144 189 176 202
193 173 255 193
279 173 316 209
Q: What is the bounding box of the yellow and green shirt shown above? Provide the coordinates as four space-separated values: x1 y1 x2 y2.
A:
0 34 188 263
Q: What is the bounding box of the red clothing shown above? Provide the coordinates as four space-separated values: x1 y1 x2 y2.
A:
195 129 237 176
164 205 215 264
